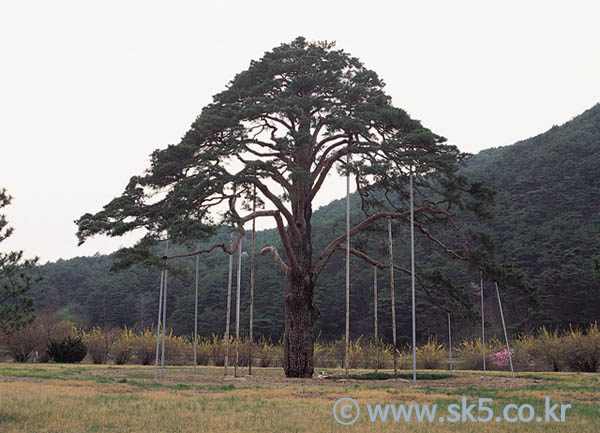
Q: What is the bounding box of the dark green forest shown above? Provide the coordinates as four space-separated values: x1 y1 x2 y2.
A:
30 104 600 343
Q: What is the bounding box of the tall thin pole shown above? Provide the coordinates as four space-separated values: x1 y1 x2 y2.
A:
410 172 416 385
480 270 486 377
224 233 233 375
373 266 378 373
345 152 351 379
154 269 164 380
141 295 145 328
249 185 256 375
193 254 199 374
495 281 515 378
388 218 397 378
448 312 453 372
160 241 169 378
235 236 243 378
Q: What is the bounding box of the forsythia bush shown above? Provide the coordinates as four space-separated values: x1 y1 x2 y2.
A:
454 338 484 370
512 323 600 373
255 336 281 367
82 327 119 364
563 322 600 372
514 327 564 371
207 333 226 366
111 327 135 365
454 337 505 370
163 330 191 365
193 336 212 366
132 328 157 365
4 319 599 373
126 327 192 365
312 337 406 370
416 336 446 369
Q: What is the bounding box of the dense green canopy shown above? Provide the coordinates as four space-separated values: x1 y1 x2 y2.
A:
75 38 500 303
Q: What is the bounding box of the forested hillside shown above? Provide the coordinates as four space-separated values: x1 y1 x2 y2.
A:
30 104 600 343
462 103 600 327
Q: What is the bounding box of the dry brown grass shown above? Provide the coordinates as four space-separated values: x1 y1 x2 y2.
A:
0 363 597 432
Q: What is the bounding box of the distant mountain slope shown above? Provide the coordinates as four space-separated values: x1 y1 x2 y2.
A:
462 103 600 326
31 104 600 339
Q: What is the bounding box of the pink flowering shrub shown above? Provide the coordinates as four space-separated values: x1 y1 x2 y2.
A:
489 348 513 369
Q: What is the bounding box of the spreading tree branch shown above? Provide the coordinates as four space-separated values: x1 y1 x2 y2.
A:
335 245 449 312
260 246 289 273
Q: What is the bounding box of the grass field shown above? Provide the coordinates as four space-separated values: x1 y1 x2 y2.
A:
0 363 598 432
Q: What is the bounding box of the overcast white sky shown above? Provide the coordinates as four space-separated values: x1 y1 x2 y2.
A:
1 0 599 263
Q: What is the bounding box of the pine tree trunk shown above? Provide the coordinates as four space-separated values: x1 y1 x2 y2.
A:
283 271 318 378
283 155 317 378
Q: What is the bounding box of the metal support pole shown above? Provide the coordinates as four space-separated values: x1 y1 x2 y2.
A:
410 172 416 385
234 236 243 377
480 270 486 377
154 269 164 380
388 218 397 378
345 151 350 379
193 254 199 374
249 185 256 375
373 266 378 373
448 312 453 372
495 281 515 378
160 241 169 378
224 233 233 375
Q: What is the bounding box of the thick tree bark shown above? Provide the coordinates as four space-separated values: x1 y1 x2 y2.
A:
283 167 319 377
283 271 318 377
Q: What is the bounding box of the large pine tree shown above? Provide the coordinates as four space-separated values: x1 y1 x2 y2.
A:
76 37 498 377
